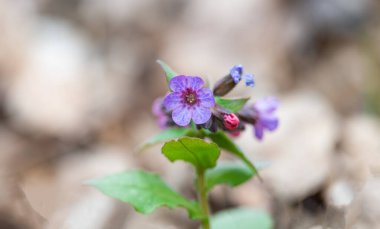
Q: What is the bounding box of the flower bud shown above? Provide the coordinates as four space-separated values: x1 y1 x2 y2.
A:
213 65 245 96
223 113 240 130
213 75 237 96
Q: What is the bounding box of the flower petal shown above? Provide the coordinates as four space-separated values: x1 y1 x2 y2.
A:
192 106 212 124
172 107 192 126
230 70 241 84
230 64 243 84
163 92 183 111
169 75 188 92
197 88 215 108
261 116 279 131
254 97 279 114
188 76 204 90
254 122 264 140
169 75 205 92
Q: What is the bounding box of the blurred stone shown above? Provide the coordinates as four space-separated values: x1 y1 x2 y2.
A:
228 180 272 212
342 115 380 179
47 192 120 229
303 46 366 115
290 0 371 36
0 127 47 229
79 0 180 31
325 180 354 209
0 1 36 85
4 19 129 141
21 145 136 228
308 226 331 229
346 178 380 228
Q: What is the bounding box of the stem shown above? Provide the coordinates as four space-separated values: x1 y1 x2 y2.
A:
196 168 211 229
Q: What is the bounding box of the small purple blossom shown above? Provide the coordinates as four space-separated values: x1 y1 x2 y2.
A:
163 75 215 126
252 97 279 140
244 74 255 87
230 64 243 83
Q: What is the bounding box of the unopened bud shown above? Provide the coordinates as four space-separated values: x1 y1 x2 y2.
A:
223 113 240 130
213 65 244 96
213 75 237 96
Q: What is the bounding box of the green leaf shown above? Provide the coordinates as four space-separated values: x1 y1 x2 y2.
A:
205 163 254 192
215 97 249 113
161 137 220 170
205 131 261 179
138 128 192 151
157 60 178 83
210 208 273 229
87 171 203 219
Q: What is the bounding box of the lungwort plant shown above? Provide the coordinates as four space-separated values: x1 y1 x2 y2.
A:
87 61 279 229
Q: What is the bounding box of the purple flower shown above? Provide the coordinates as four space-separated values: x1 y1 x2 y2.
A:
253 97 279 140
163 75 215 126
230 64 243 83
152 97 169 129
244 74 255 87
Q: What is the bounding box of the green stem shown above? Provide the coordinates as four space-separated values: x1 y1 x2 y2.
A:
197 168 211 229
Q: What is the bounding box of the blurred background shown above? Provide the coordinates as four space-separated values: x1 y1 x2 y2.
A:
1 0 380 228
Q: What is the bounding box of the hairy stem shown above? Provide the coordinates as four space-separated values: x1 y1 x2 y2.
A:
197 168 211 229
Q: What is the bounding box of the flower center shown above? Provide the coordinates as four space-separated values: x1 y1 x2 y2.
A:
184 89 197 105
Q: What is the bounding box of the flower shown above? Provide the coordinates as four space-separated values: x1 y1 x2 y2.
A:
152 97 169 129
230 64 243 83
244 74 255 87
163 75 215 126
252 97 279 140
239 97 279 140
223 113 240 130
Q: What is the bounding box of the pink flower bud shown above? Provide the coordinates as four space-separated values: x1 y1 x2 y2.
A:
223 113 240 130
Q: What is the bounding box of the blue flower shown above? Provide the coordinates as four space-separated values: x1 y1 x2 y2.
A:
244 74 255 87
230 64 243 83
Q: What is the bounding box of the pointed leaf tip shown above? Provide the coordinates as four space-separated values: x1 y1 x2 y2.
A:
157 60 178 82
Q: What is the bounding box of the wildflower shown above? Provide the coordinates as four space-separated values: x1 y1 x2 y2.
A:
223 113 240 130
163 76 215 126
230 64 243 83
239 97 279 140
244 74 255 87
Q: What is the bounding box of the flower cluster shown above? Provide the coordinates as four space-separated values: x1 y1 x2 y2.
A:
230 64 255 87
153 65 279 140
